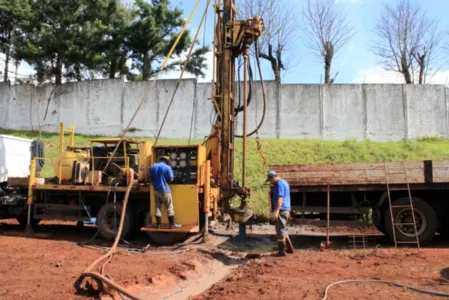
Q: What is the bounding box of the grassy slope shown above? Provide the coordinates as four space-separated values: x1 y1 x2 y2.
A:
2 128 449 216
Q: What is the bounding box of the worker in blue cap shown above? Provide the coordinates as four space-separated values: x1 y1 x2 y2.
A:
266 170 291 256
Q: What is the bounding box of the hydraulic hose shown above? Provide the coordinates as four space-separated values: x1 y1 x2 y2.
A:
75 173 141 300
322 279 449 300
234 61 253 116
235 40 266 138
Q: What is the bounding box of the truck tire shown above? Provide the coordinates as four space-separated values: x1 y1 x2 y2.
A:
383 197 437 246
96 202 135 241
16 208 41 227
16 216 40 227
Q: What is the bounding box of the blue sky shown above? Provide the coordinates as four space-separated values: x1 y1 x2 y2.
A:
171 0 449 85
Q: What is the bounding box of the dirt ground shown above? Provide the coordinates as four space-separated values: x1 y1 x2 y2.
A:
1 219 449 300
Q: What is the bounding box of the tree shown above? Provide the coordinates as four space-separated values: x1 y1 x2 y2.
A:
372 0 442 84
83 0 131 79
239 0 297 84
126 0 196 80
302 0 355 84
0 0 30 81
13 0 91 84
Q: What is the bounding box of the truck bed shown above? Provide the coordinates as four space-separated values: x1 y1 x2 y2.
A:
271 160 449 187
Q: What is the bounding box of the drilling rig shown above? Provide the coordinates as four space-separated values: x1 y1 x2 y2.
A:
1 0 264 246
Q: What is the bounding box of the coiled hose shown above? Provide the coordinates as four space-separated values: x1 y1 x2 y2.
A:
74 172 141 300
322 279 449 300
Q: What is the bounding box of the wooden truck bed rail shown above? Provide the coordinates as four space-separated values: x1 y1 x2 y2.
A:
271 160 449 187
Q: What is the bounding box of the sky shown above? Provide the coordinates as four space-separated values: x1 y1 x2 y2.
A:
3 0 449 85
170 0 449 85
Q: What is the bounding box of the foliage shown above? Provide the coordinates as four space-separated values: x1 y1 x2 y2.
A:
7 0 207 84
0 0 31 81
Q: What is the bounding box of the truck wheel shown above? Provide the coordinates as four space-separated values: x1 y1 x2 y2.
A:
96 203 134 241
16 217 40 227
383 197 437 246
16 209 41 227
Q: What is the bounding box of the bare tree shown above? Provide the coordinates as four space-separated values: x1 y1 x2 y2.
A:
302 0 354 84
238 0 297 84
372 0 442 84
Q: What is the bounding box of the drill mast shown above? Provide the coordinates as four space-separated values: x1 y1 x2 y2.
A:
206 0 263 218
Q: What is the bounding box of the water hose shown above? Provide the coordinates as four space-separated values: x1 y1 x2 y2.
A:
74 172 141 300
322 279 449 300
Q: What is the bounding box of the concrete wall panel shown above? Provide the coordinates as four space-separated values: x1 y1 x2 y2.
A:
1 80 448 141
322 84 365 140
365 84 405 141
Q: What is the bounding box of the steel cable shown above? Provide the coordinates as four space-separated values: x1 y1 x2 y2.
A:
154 0 213 146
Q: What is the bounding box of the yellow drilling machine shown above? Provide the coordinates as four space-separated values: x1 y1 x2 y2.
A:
0 0 265 246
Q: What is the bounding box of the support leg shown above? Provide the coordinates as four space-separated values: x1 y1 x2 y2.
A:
238 222 246 241
25 204 33 234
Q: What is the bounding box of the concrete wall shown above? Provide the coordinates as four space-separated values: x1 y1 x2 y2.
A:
1 79 448 141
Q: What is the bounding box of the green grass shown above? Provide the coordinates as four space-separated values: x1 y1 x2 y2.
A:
3 128 449 217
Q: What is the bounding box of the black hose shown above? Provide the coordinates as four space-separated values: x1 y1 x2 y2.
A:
234 61 253 116
235 40 267 138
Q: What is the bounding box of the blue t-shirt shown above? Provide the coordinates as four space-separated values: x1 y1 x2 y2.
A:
149 162 174 193
272 179 291 211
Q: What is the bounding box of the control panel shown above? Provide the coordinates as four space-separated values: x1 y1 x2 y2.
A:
154 146 198 184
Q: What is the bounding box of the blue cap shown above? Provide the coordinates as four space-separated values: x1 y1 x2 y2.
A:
265 170 277 182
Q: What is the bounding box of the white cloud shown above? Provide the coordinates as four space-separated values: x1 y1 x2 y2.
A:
352 67 449 85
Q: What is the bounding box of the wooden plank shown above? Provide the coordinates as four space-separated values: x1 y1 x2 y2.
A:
282 169 423 180
271 161 424 172
34 204 89 211
432 167 449 183
34 215 90 221
284 174 424 186
289 219 370 227
34 184 150 194
6 177 29 187
292 206 371 214
140 224 199 233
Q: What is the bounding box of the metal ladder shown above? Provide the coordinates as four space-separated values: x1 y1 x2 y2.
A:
384 162 420 250
351 232 367 250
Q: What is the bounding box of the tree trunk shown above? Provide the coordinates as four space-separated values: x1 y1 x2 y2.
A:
418 65 424 84
402 68 412 84
55 56 63 85
324 58 331 84
4 45 10 82
400 57 412 84
142 52 150 80
109 59 117 79
324 42 335 84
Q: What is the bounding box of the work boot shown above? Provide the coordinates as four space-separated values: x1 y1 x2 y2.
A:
168 216 181 229
273 238 287 257
156 216 162 229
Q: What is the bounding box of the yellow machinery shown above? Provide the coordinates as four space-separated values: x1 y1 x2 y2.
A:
24 0 264 246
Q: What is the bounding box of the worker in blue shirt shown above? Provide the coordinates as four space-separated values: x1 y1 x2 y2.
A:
149 156 181 229
266 170 291 256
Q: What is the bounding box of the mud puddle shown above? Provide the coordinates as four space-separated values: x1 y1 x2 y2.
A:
129 251 245 300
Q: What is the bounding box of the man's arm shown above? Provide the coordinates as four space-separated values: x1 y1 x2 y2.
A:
167 166 174 183
273 183 284 219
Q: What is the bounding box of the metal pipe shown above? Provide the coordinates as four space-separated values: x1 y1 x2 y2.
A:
204 212 209 235
242 46 249 187
327 184 330 245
